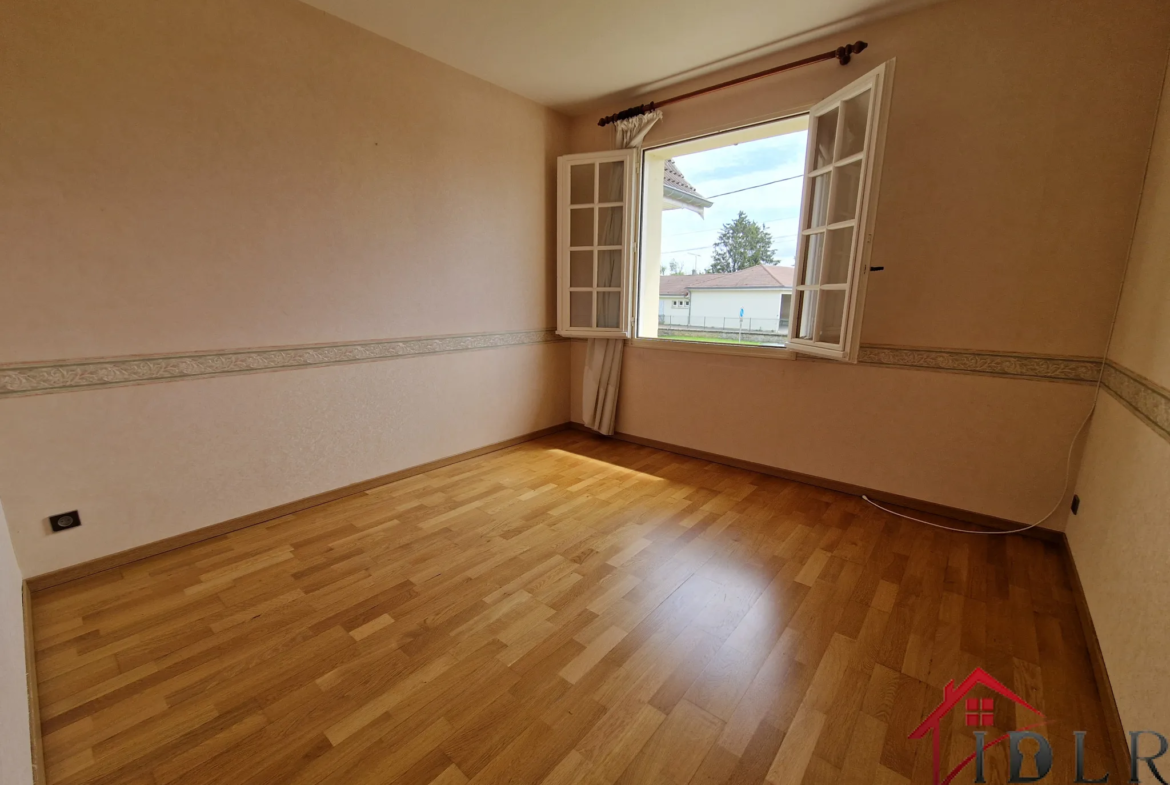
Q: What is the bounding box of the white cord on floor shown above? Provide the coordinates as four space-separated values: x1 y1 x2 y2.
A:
871 49 1163 536
862 398 1099 535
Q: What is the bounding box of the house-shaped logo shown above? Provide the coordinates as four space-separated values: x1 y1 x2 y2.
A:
909 667 1046 785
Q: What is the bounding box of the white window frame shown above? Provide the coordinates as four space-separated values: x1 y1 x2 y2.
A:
630 115 810 359
787 61 894 361
561 61 893 360
556 149 640 338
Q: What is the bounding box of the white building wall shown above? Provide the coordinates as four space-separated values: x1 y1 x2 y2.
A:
689 289 783 326
659 295 690 320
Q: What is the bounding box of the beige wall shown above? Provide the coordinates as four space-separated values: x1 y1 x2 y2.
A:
1066 50 1170 734
0 500 33 785
0 0 570 576
569 0 1170 525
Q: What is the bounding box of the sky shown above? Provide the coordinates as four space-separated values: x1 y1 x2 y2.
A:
660 129 808 275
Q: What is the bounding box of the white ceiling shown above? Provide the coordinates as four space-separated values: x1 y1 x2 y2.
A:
298 0 938 114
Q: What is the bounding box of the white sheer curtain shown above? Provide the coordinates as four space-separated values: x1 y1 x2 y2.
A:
581 110 662 436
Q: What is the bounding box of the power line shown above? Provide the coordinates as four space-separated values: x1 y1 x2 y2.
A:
702 173 802 200
660 232 798 256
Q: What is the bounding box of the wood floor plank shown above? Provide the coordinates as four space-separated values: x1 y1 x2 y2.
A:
29 432 1118 785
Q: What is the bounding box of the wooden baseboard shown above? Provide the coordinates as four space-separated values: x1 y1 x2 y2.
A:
27 423 569 593
23 581 45 785
571 423 1062 543
1060 535 1130 776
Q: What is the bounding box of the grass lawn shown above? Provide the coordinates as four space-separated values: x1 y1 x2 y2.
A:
662 336 784 347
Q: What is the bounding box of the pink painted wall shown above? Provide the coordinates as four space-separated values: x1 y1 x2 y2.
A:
1066 46 1170 734
0 0 571 576
569 0 1170 526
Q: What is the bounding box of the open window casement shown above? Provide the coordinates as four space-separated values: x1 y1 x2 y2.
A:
788 61 893 361
556 149 639 338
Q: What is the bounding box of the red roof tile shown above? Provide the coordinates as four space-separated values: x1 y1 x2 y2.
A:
658 264 793 295
663 159 707 200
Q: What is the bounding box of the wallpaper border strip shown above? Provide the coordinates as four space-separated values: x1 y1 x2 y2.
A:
857 345 1103 384
1102 361 1170 443
0 336 1123 399
0 329 563 399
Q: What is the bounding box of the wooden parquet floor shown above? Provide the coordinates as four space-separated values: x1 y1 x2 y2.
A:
31 430 1117 785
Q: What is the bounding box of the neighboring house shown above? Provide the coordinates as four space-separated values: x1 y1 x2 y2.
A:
662 159 714 216
658 264 794 334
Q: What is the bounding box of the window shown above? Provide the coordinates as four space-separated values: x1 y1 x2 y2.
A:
555 149 639 338
555 62 891 360
637 116 809 349
788 63 890 360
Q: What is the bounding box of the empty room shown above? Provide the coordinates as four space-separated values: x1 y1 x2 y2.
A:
3 0 1170 783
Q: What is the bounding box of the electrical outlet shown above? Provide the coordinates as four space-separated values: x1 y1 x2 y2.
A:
49 510 81 532
1070 495 1080 515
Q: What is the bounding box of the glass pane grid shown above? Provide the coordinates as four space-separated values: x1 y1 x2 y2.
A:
817 289 847 344
839 89 872 160
569 291 593 328
598 160 625 203
564 155 630 333
598 206 623 246
569 207 595 248
570 163 595 205
829 162 862 224
790 87 875 348
813 108 838 170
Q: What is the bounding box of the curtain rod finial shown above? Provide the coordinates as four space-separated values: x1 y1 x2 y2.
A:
836 40 868 65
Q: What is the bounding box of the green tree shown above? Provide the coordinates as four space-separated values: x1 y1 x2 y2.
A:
707 212 775 273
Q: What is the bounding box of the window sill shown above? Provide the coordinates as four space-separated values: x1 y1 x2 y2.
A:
626 337 797 360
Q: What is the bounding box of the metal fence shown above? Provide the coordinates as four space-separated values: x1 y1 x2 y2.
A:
659 315 789 333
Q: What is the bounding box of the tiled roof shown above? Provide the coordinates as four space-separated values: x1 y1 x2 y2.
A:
659 264 793 296
663 159 707 201
659 273 719 296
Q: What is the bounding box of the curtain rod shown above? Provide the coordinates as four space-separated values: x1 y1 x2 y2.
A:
597 41 868 127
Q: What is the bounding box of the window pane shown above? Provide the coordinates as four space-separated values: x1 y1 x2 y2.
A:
570 207 594 247
597 292 620 328
800 232 824 286
570 250 593 288
797 290 817 340
839 90 871 159
598 161 624 203
633 114 809 348
829 161 862 224
597 250 621 288
817 289 847 344
570 164 594 205
809 174 830 228
813 107 838 169
570 291 593 328
822 227 854 285
598 206 623 246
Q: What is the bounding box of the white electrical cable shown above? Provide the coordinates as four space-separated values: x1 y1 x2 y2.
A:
863 386 1099 535
874 27 1170 536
